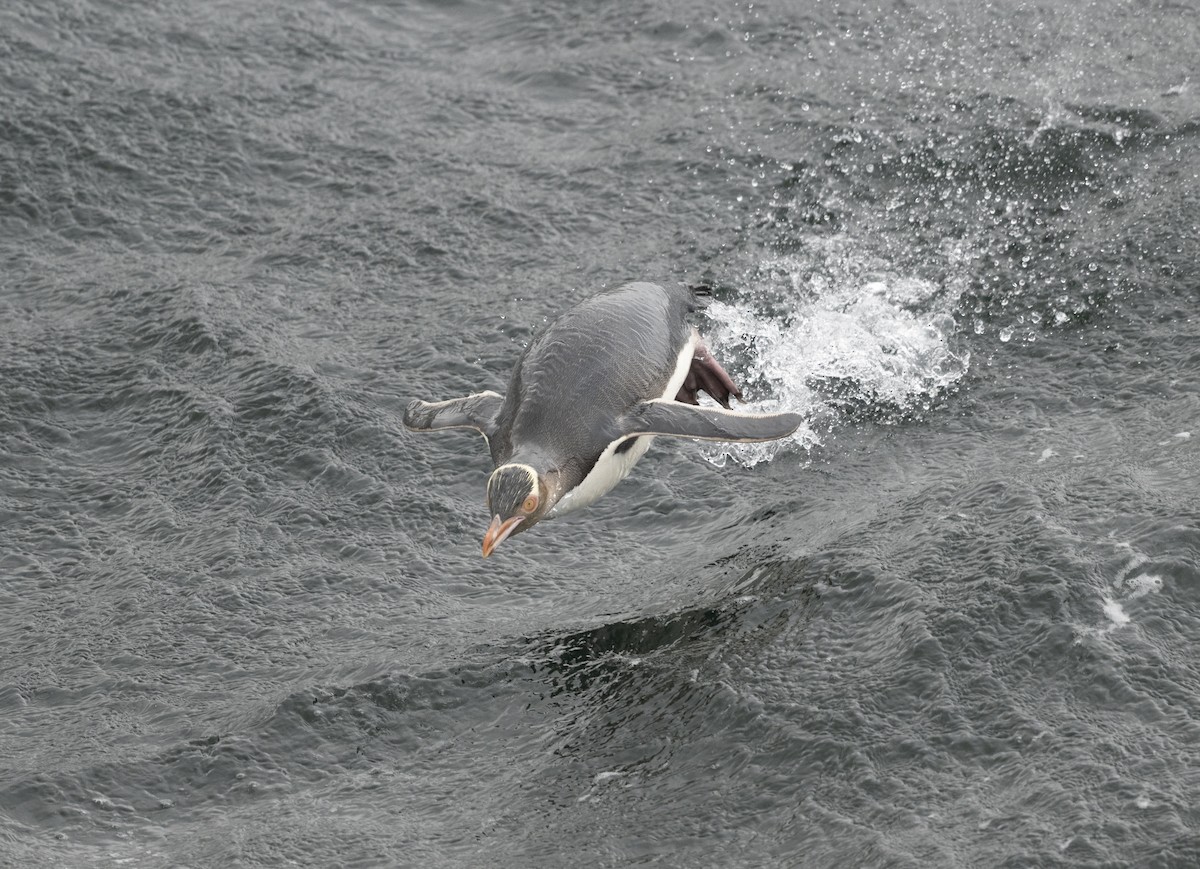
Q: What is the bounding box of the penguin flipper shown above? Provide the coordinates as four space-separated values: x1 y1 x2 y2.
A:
622 399 803 443
404 391 504 441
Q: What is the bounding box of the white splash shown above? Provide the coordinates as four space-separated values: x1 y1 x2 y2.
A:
1096 552 1164 632
700 250 969 467
1073 547 1166 642
1123 573 1163 599
1037 448 1056 464
1101 596 1130 628
577 770 627 802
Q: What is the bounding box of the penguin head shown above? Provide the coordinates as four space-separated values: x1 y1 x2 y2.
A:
482 463 553 557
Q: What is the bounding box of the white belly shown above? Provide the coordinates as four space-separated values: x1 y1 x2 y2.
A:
547 330 698 518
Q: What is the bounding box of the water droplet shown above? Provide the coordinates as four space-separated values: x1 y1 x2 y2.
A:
999 328 1013 342
1088 262 1098 272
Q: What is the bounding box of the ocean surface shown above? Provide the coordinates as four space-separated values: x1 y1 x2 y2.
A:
2 0 1199 866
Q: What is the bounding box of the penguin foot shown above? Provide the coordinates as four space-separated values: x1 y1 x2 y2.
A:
675 340 744 408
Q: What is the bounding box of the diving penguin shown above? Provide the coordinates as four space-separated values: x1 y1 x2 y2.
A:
404 282 802 556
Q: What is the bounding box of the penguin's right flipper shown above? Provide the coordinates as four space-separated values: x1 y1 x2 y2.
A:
622 399 802 443
404 391 504 442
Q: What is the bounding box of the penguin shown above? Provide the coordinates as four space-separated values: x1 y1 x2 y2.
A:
404 282 802 557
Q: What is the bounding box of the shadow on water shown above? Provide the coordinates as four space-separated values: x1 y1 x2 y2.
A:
0 550 828 848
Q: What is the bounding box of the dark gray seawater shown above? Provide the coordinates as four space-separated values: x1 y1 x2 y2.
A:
2 0 1199 865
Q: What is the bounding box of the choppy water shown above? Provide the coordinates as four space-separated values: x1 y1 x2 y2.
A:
2 0 1199 866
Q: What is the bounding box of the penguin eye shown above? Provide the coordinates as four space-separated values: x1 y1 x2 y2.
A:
522 496 538 513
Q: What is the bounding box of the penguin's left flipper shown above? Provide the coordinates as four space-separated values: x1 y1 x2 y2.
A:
404 391 504 441
621 399 803 444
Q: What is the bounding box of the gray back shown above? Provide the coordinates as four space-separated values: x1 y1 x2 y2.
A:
490 282 694 483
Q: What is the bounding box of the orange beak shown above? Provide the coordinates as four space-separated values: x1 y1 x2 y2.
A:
482 514 524 558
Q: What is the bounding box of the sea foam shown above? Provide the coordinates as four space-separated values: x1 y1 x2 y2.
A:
702 252 968 468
